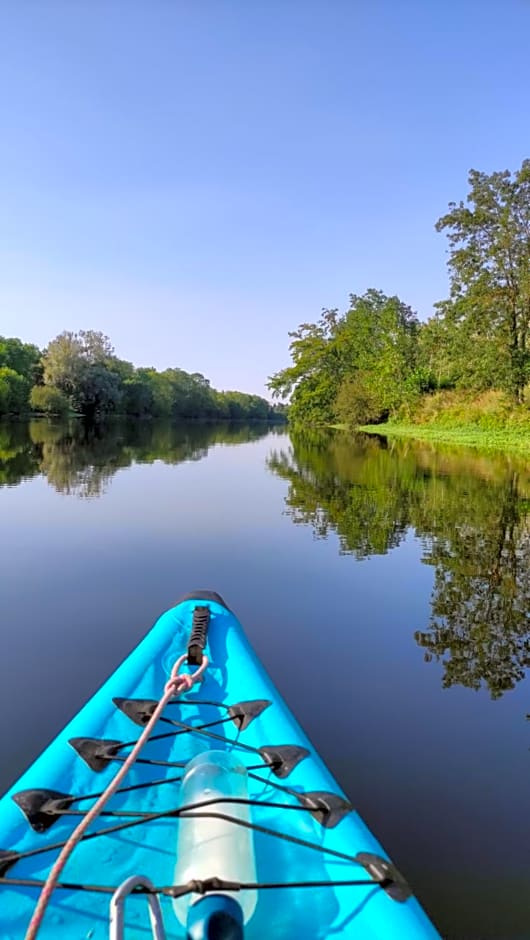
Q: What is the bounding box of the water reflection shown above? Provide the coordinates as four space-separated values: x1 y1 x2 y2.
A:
268 432 530 699
0 419 280 498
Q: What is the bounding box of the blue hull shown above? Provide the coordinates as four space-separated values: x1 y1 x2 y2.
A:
0 593 440 938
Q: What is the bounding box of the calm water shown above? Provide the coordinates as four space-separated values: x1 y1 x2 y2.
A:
1 419 530 939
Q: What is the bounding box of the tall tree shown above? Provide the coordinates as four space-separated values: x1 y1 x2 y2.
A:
332 290 419 426
42 331 121 417
42 332 88 403
268 308 341 426
268 291 419 427
435 160 530 402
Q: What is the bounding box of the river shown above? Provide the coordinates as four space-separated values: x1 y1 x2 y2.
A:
1 418 529 939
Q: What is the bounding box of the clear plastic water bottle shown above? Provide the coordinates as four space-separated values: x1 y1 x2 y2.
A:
173 750 257 927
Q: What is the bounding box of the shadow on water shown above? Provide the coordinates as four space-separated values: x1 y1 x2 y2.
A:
0 418 281 499
267 430 530 701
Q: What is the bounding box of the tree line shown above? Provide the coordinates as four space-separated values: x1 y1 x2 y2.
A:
269 159 530 427
0 331 285 422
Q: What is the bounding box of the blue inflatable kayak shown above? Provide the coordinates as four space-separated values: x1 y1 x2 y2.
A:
0 592 440 938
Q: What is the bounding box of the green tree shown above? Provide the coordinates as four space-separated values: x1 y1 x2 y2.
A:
218 391 271 421
145 370 177 417
0 337 41 412
79 362 122 419
0 336 41 384
42 331 88 402
42 330 121 417
122 375 154 416
335 291 419 425
0 367 31 414
268 308 341 426
174 371 218 419
268 291 419 428
435 160 530 403
30 385 71 416
416 316 458 391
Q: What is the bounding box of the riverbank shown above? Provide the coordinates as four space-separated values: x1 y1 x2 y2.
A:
359 422 530 456
356 390 530 455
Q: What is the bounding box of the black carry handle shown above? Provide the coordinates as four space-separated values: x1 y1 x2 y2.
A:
188 606 210 665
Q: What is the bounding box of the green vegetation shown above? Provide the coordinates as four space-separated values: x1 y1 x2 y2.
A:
0 330 283 422
268 291 420 427
269 159 530 443
29 384 71 417
360 390 530 454
0 337 41 416
360 423 530 456
268 431 530 699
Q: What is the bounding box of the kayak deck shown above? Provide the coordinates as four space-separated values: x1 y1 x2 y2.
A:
0 592 440 938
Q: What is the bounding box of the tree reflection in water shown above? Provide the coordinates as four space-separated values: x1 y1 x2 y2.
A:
3 420 530 699
268 431 530 699
0 419 280 499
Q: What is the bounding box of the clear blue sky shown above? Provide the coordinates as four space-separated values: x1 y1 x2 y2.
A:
1 1 529 396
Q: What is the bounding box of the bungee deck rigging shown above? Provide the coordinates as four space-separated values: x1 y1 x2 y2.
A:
0 591 440 938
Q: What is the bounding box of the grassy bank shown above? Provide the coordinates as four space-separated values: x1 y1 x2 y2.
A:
358 391 530 455
358 423 530 455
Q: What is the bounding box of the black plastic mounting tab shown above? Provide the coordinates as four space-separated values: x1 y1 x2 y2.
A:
257 745 310 779
294 791 353 829
175 590 230 611
11 788 74 833
188 606 210 666
227 699 272 731
356 852 412 902
69 737 122 772
0 850 18 876
113 697 158 726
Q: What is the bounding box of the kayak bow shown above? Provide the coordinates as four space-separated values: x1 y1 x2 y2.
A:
0 591 440 938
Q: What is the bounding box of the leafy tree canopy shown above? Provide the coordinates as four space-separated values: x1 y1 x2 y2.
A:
435 161 530 402
0 336 41 381
268 290 420 428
